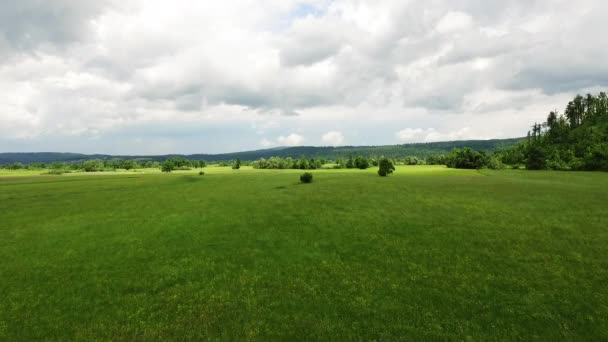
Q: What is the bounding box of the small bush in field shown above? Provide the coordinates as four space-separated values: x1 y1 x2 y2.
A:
199 171 205 176
300 172 313 183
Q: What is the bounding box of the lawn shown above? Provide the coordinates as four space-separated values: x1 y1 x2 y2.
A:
1 166 607 340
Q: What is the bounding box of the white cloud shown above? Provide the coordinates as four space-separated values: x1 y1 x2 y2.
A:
259 138 275 148
436 11 474 34
321 131 345 146
277 133 305 146
1 1 607 154
396 127 488 143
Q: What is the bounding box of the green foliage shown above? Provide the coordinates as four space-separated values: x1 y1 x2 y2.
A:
161 160 175 173
345 156 355 169
300 172 313 183
252 157 323 170
502 91 608 171
377 158 395 176
82 160 103 172
354 156 369 169
199 171 205 176
525 144 547 170
425 154 447 165
171 157 190 168
486 156 504 170
120 160 135 170
446 148 489 169
232 158 241 170
403 156 424 165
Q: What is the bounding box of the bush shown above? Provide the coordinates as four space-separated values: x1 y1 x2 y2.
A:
300 172 313 183
487 156 504 170
232 158 241 170
161 160 175 173
354 156 369 169
82 160 103 172
526 144 546 170
199 171 205 176
378 158 395 177
446 148 489 169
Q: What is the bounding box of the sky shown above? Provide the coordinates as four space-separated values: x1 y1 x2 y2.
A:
1 0 607 155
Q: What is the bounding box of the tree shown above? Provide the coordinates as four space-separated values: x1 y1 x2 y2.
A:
526 144 546 170
82 160 102 172
345 156 355 169
232 158 241 170
378 158 395 176
354 156 369 169
446 148 489 169
198 160 207 168
161 160 175 173
121 160 135 170
168 157 189 168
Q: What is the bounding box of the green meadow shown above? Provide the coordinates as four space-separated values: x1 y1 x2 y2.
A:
1 166 607 340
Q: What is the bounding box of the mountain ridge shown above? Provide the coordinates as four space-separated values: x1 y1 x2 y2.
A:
0 138 523 164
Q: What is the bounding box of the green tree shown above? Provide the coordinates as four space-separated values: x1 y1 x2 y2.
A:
232 158 241 170
161 160 175 173
345 156 355 169
121 160 135 170
378 158 395 177
354 156 369 169
526 144 546 170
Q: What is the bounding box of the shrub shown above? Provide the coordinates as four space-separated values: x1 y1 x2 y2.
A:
300 172 313 183
378 158 395 177
526 144 546 170
199 171 205 176
487 156 504 170
446 148 489 169
161 160 175 173
404 156 422 165
345 157 355 169
354 156 369 169
232 158 241 170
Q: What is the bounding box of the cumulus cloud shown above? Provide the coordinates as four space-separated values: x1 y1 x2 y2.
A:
322 131 345 146
1 0 607 154
396 127 488 143
277 133 305 146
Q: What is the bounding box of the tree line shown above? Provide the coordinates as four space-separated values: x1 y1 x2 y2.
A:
3 93 606 172
499 92 608 171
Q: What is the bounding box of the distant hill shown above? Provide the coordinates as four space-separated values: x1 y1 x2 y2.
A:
0 138 522 164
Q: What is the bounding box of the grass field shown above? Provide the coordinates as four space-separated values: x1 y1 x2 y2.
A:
1 166 607 340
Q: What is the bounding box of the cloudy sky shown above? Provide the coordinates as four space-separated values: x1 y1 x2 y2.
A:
1 0 607 154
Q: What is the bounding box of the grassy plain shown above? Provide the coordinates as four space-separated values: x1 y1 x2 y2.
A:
1 166 607 340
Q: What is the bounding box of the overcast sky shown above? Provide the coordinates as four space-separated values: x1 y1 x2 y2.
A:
1 0 607 154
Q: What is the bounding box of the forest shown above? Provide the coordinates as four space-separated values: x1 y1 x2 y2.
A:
500 92 608 171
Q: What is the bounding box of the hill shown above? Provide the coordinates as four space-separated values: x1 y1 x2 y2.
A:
0 138 522 164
